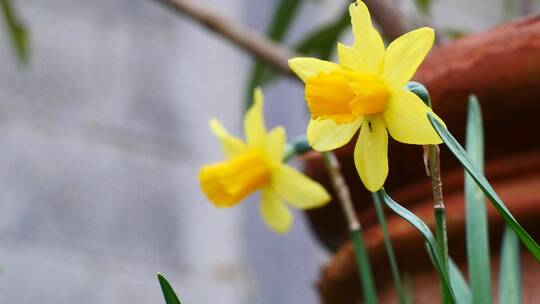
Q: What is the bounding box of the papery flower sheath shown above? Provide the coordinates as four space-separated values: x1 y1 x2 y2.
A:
288 1 445 192
198 89 331 233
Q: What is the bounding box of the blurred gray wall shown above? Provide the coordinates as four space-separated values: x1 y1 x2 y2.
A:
0 0 336 303
0 0 533 303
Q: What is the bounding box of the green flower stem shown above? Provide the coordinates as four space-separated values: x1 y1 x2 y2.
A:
428 145 448 259
380 189 456 303
351 228 378 304
372 192 405 304
434 204 450 304
322 152 377 304
409 81 450 303
428 144 450 304
428 112 540 260
427 145 450 303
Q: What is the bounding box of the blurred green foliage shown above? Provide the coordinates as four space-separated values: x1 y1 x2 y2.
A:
0 0 29 64
244 1 350 110
415 0 433 15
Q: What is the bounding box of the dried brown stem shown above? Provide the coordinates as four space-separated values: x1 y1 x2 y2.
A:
153 0 409 79
428 145 444 209
154 0 296 76
322 152 360 231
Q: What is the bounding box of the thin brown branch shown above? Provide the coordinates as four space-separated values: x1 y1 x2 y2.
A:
427 145 444 209
154 0 295 76
322 152 360 231
153 0 410 79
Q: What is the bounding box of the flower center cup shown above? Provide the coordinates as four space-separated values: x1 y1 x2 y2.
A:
199 150 271 207
305 70 390 124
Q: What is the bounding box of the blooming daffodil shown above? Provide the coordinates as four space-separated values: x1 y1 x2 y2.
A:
198 89 331 233
288 1 445 192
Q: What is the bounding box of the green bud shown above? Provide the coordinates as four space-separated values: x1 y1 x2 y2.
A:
406 81 432 108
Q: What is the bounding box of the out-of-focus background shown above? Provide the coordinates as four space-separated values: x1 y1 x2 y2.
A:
0 0 537 303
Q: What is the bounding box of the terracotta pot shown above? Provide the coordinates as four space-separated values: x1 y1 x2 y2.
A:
315 150 540 303
301 15 540 303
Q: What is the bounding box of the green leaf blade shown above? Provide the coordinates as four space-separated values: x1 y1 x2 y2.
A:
449 259 472 304
0 0 29 64
428 113 540 261
158 273 182 304
243 0 303 110
414 0 432 15
379 189 457 303
294 7 349 59
465 96 492 304
244 3 350 110
499 228 521 304
371 192 406 304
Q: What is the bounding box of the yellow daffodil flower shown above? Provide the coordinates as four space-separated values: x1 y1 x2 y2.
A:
288 1 445 192
198 89 331 233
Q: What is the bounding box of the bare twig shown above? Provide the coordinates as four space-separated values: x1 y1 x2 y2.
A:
152 0 409 79
322 152 360 231
322 151 377 304
154 0 295 76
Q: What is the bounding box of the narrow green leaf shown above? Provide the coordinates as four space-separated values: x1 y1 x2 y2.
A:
465 96 492 304
351 228 378 304
499 227 521 304
425 244 470 304
266 0 302 41
371 192 406 304
406 81 431 107
379 189 456 303
434 206 451 304
414 0 432 15
295 7 349 59
403 273 414 304
428 113 540 261
244 0 303 110
244 3 350 110
244 64 277 110
157 273 182 304
449 259 472 304
0 0 29 64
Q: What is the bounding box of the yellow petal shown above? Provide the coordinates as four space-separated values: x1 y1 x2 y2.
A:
199 150 272 207
307 118 362 151
209 119 247 157
260 189 293 234
305 70 365 124
354 116 388 192
383 89 444 144
271 165 331 209
288 57 339 82
244 88 267 147
381 27 435 90
264 126 286 165
338 2 385 73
